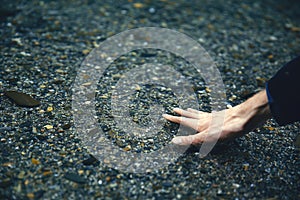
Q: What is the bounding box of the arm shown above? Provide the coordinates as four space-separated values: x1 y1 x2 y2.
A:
164 55 300 145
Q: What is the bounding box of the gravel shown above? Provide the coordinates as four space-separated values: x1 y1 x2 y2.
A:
0 0 299 199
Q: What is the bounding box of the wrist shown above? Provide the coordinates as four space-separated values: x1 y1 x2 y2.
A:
237 90 272 132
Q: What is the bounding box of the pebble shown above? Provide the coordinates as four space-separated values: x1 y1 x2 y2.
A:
123 145 132 151
205 87 211 93
81 82 92 87
133 3 144 9
43 170 52 176
62 123 71 130
268 36 277 41
82 155 98 165
44 125 53 130
82 49 90 55
64 172 87 184
46 106 53 112
18 171 26 179
27 193 35 199
243 163 250 171
4 91 41 107
31 158 40 165
256 77 267 87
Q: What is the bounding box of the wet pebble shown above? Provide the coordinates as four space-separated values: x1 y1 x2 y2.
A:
64 172 87 184
4 91 40 107
82 155 98 165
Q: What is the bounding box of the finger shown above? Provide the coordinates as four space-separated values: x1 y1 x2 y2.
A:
163 114 203 131
162 114 182 124
187 108 206 114
172 133 206 145
172 130 217 145
173 108 201 119
172 135 196 145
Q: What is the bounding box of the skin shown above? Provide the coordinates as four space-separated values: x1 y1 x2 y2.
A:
163 90 272 145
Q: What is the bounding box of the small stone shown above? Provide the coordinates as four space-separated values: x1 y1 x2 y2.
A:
2 162 13 167
162 182 172 187
285 23 300 32
99 95 108 99
27 193 35 199
149 7 155 13
32 127 37 133
205 87 211 93
46 106 53 112
60 55 67 59
20 52 31 56
243 163 249 171
18 171 26 179
53 78 64 84
135 85 141 91
11 38 23 46
229 95 237 102
81 82 92 87
268 54 274 59
82 49 90 55
55 69 65 74
78 170 84 175
264 126 275 131
43 170 52 176
123 145 132 151
226 104 233 109
44 125 53 130
82 155 98 165
62 123 71 130
269 36 277 41
31 158 40 165
133 3 144 9
4 91 40 107
256 77 266 87
133 117 138 122
64 172 87 184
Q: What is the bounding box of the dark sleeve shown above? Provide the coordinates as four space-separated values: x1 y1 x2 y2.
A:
266 55 300 125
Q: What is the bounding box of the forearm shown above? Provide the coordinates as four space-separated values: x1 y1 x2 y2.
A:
236 90 272 133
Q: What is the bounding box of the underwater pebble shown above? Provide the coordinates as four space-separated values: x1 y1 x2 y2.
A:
82 155 98 165
64 172 87 184
4 91 40 107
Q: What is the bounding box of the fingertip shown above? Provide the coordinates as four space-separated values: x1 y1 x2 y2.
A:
171 137 182 145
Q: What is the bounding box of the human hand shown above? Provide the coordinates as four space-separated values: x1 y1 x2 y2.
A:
163 90 271 145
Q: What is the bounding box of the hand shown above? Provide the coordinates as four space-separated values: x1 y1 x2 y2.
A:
163 90 272 145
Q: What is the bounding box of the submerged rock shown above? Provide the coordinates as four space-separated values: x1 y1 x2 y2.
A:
4 91 40 107
64 172 87 184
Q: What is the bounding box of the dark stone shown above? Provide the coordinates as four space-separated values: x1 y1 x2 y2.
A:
162 182 172 187
64 172 87 184
82 155 98 165
4 91 41 107
62 123 71 130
